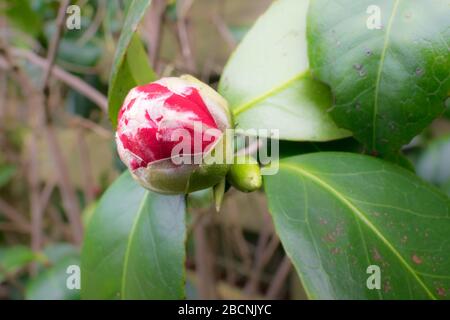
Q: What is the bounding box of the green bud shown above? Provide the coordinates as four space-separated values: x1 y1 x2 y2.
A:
227 155 262 193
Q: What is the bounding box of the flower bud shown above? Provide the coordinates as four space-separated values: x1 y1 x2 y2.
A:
116 75 232 194
227 155 262 193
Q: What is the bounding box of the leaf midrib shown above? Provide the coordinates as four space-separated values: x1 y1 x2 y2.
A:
371 0 401 150
232 70 310 116
280 162 437 300
120 191 149 299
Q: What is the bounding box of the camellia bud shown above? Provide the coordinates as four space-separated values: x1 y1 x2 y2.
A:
116 75 232 194
227 155 262 193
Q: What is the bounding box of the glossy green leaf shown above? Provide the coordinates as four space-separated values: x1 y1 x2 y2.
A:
81 172 186 299
108 0 156 127
0 246 37 282
265 152 450 299
271 138 363 160
218 0 350 141
417 134 450 196
42 243 79 265
307 0 450 155
187 188 213 210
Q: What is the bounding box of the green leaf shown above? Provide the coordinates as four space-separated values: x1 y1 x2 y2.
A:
0 246 37 282
272 138 414 170
307 0 450 155
0 165 16 188
417 134 450 196
81 201 97 228
187 188 213 210
272 138 363 160
57 39 101 67
218 0 350 141
81 172 186 299
42 243 79 265
265 152 450 299
108 0 156 127
26 246 80 300
0 0 43 36
383 152 415 172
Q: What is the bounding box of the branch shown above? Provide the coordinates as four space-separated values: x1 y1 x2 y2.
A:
244 212 273 294
0 198 30 232
176 0 196 73
212 14 237 50
193 213 217 299
41 0 70 89
77 129 96 203
0 37 84 246
12 49 107 113
77 0 106 46
26 136 44 255
145 0 167 69
45 126 84 245
265 256 292 299
68 115 112 138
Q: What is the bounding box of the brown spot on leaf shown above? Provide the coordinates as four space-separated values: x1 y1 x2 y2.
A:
383 281 391 293
372 248 382 261
436 287 446 297
331 247 341 255
412 254 423 265
323 233 336 243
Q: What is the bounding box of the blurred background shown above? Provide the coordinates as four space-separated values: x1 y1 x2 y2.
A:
0 0 449 300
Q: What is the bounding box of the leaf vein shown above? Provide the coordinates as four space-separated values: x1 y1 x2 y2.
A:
280 162 437 300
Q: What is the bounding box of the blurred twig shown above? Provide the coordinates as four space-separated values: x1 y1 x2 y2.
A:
41 0 70 91
221 225 238 285
186 270 265 300
0 38 44 254
0 223 30 234
145 0 167 70
244 212 273 294
68 115 112 138
176 0 196 73
26 137 44 260
77 129 96 204
39 181 56 214
12 49 107 112
77 0 107 46
265 256 292 299
40 0 83 245
0 198 30 233
0 68 6 121
226 197 253 274
1 20 84 246
212 13 237 50
193 212 217 299
45 126 83 245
